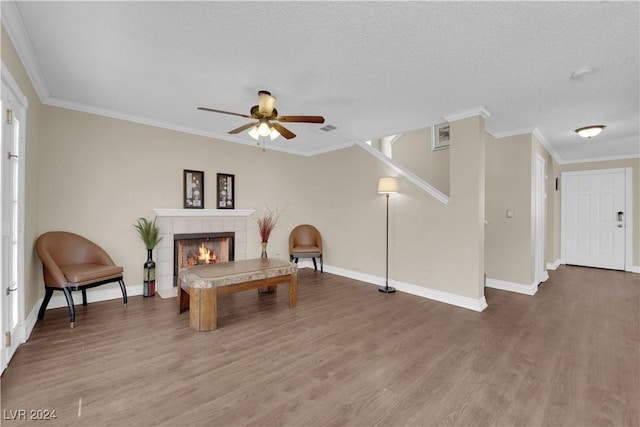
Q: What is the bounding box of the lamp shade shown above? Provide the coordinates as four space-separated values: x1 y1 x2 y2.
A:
377 177 399 194
575 125 605 138
248 126 260 140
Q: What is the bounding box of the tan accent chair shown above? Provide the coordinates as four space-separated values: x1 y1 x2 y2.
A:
289 224 323 272
36 231 127 328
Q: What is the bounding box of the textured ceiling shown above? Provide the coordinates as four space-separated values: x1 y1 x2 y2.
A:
3 1 639 162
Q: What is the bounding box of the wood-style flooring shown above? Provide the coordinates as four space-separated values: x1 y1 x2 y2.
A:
1 265 639 426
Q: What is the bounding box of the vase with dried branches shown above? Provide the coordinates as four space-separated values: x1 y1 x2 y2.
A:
254 206 284 258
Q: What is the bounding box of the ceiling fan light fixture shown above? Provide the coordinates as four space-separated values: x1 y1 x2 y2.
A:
248 126 260 140
258 121 271 137
269 127 280 140
575 125 605 138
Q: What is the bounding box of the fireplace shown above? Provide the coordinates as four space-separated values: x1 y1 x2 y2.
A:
173 232 235 286
153 208 253 297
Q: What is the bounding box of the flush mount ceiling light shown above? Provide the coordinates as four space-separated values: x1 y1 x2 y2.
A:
575 125 606 138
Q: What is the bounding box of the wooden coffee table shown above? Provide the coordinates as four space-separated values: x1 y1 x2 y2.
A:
177 258 298 331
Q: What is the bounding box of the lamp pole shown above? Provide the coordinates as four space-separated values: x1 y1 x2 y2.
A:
380 190 396 293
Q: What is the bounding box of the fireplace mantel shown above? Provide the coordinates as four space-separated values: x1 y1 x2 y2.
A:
153 209 255 217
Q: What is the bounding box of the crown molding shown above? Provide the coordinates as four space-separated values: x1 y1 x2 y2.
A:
1 1 50 102
443 106 491 122
557 153 640 165
489 126 563 165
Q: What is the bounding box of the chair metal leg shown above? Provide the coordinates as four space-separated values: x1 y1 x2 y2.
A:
62 287 76 328
320 255 323 273
312 257 317 271
119 279 128 307
38 288 54 320
82 289 88 306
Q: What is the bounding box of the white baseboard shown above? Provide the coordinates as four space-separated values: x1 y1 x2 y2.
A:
45 284 144 310
300 261 488 312
485 277 538 296
157 286 178 298
545 259 639 274
547 259 562 270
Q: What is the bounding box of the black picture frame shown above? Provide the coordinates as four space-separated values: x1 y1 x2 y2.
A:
217 173 235 209
183 170 204 209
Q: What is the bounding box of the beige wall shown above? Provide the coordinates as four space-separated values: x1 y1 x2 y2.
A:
485 133 535 285
34 109 487 303
38 106 310 291
2 26 43 313
391 127 450 195
307 116 485 299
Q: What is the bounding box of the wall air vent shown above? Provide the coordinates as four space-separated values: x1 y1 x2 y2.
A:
319 124 337 132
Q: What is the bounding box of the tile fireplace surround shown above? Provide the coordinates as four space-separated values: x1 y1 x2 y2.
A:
153 209 255 297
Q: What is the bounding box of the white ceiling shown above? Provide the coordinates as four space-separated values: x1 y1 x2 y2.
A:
3 1 639 162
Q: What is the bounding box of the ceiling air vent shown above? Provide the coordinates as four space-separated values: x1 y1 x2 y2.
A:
319 124 337 132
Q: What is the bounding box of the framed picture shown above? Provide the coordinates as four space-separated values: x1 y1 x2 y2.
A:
217 173 235 209
432 122 450 151
183 170 204 209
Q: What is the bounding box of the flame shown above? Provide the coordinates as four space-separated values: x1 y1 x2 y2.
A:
198 242 218 264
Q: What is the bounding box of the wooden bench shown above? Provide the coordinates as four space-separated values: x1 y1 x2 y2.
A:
177 258 298 331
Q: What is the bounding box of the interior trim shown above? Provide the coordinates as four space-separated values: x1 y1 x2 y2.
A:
485 277 538 296
298 260 488 312
355 140 450 205
153 208 255 217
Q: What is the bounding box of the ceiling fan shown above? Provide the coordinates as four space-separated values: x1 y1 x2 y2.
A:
197 90 325 141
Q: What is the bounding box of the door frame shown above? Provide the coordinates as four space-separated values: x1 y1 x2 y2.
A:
1 62 27 373
535 154 548 283
560 167 633 271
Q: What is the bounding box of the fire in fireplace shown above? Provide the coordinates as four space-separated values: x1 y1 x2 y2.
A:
174 232 235 286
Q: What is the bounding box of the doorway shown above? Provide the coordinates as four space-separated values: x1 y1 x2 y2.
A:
1 65 27 372
561 168 631 270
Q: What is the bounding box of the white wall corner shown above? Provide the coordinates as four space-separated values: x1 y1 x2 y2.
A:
485 277 538 296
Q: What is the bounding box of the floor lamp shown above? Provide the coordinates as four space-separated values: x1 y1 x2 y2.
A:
377 177 398 293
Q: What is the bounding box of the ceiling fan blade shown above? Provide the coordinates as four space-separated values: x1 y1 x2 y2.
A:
271 122 296 139
258 91 276 116
228 122 258 134
197 107 253 119
275 115 325 124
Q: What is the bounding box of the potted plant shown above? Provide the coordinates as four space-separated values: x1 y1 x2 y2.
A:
133 217 162 297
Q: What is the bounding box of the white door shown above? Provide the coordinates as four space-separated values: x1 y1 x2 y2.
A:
1 68 27 373
562 169 626 270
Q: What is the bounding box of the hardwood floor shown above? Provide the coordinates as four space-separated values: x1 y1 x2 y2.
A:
1 265 638 426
